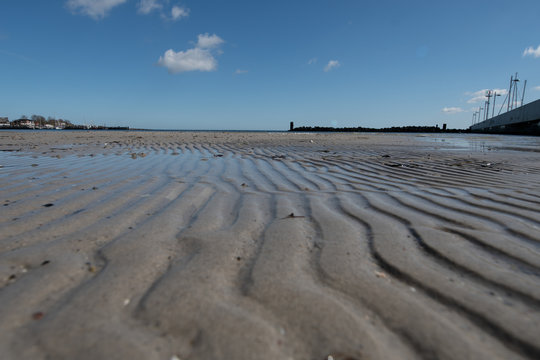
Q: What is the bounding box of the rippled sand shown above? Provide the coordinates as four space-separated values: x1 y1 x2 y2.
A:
1 131 539 360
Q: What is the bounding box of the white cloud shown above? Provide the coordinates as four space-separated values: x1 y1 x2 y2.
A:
235 69 248 74
442 107 464 114
307 58 317 65
72 0 189 20
171 5 189 20
158 34 224 74
158 48 217 73
466 88 507 104
138 0 161 14
523 45 540 58
66 0 127 19
534 86 540 91
139 1 189 21
324 60 340 72
197 33 224 49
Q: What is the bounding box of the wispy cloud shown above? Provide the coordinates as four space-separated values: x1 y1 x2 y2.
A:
442 107 464 114
68 0 189 20
534 85 540 91
138 1 189 20
66 0 127 19
171 5 189 20
158 34 224 74
307 58 317 65
324 60 340 72
466 88 508 104
235 69 248 75
137 0 162 14
523 45 540 58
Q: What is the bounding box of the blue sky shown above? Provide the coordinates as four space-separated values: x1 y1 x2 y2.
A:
1 0 540 130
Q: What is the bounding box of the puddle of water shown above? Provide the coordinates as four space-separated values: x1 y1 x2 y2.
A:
416 134 540 152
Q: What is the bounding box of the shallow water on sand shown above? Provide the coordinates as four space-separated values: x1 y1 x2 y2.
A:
1 133 540 360
416 133 540 152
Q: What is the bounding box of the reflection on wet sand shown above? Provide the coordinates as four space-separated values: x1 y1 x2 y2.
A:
1 131 539 360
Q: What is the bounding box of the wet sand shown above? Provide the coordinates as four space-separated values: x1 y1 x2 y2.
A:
1 131 540 360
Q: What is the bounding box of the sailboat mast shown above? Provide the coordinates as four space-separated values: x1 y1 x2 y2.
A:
507 75 513 112
521 80 527 107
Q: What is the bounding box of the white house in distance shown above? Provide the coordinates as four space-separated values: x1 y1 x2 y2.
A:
0 117 10 127
10 119 35 128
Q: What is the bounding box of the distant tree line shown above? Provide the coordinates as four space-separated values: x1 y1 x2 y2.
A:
17 114 73 128
290 125 469 133
3 115 128 130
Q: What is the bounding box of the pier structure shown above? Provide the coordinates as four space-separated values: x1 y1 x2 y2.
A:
470 98 540 134
470 73 540 135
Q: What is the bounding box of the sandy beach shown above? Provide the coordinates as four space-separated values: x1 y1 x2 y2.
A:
1 130 539 360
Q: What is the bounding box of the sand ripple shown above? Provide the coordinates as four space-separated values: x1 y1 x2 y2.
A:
1 132 540 359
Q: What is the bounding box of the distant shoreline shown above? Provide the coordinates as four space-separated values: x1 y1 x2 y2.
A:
2 126 538 136
1 125 466 133
290 125 468 133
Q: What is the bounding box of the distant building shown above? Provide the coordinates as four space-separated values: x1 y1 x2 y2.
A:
54 120 68 129
11 119 35 128
0 117 9 127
